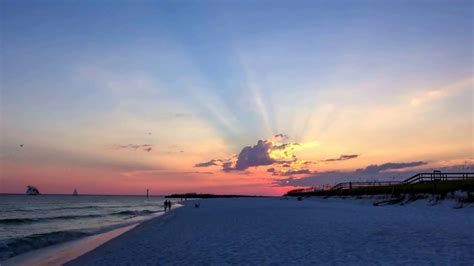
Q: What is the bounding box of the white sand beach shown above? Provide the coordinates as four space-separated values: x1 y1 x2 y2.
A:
62 197 473 265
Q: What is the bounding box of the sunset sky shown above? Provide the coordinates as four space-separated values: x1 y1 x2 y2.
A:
1 0 473 196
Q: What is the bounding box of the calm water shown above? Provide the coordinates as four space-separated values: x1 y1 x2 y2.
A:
0 195 170 260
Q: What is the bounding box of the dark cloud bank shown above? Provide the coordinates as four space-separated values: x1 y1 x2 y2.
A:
273 161 437 187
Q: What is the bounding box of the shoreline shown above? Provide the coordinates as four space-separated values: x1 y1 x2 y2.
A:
2 204 182 266
2 224 138 266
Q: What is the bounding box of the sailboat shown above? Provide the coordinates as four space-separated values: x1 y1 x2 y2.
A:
26 185 40 195
73 188 78 196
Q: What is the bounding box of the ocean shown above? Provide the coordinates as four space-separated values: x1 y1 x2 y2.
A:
0 195 170 260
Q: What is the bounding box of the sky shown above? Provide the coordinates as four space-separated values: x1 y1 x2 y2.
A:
1 0 473 196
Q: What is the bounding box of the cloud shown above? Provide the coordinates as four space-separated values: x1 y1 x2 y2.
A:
232 139 315 170
194 158 236 171
222 161 235 172
355 161 426 174
324 154 359 162
273 134 289 140
269 159 314 176
114 144 153 152
194 137 318 173
194 159 221 167
280 169 313 176
235 140 275 170
273 161 429 187
410 77 473 107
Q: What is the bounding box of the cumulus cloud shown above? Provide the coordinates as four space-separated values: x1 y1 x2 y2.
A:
324 154 359 162
194 137 318 173
235 140 275 170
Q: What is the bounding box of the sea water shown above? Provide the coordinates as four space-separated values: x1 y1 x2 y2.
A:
0 195 170 260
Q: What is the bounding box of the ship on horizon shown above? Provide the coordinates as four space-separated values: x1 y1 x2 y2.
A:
26 186 40 195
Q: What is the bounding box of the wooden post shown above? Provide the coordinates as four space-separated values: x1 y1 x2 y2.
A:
146 189 149 198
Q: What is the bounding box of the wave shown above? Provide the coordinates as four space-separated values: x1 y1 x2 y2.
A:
0 216 153 260
0 214 103 225
111 209 162 216
0 209 162 225
0 230 93 260
49 205 138 211
6 205 135 213
16 205 98 212
0 218 38 225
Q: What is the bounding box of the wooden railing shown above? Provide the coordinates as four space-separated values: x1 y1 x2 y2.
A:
401 172 474 184
331 172 474 190
332 181 400 190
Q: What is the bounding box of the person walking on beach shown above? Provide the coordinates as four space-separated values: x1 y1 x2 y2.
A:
164 200 168 212
168 200 172 210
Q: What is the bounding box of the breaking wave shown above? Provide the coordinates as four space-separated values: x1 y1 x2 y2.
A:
0 209 162 225
0 230 93 260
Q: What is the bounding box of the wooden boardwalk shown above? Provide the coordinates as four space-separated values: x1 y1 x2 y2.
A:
332 172 474 190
